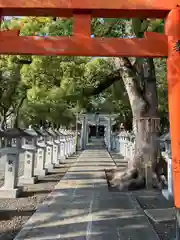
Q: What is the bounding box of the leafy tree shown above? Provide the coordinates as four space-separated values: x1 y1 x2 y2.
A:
1 17 168 190
91 18 168 189
0 56 29 128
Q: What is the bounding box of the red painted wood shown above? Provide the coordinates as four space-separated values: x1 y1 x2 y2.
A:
0 35 168 57
73 14 91 37
0 0 180 17
165 7 180 208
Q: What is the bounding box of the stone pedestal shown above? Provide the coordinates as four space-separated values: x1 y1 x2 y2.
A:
52 141 59 165
20 147 38 185
34 143 47 176
73 137 76 153
161 152 173 201
79 116 88 150
70 138 73 155
0 148 22 198
45 142 54 170
59 141 66 161
107 117 112 152
67 139 70 157
64 140 68 158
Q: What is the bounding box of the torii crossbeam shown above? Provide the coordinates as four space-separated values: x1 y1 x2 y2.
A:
0 33 168 57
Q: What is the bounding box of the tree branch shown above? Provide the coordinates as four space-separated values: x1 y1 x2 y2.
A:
82 70 121 97
64 69 121 102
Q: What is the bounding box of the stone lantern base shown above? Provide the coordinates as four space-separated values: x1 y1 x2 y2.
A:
34 168 48 177
0 187 22 198
0 148 22 198
19 175 38 185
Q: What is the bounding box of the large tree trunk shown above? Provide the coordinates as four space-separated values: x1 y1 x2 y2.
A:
106 57 165 190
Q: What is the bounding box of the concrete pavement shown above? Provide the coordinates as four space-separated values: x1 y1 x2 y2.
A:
14 140 160 240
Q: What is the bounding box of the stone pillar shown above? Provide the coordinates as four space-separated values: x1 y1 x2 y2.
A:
67 137 70 157
0 148 22 198
80 121 83 150
20 147 38 184
59 140 66 161
72 135 76 154
64 136 68 158
34 142 47 176
52 141 59 165
68 136 72 155
84 116 88 148
45 142 54 171
86 124 89 145
107 117 111 152
80 116 88 150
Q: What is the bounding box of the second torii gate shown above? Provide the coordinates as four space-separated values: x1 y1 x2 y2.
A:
0 0 180 211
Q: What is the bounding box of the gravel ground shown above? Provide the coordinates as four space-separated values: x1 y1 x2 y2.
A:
110 152 176 240
0 152 80 240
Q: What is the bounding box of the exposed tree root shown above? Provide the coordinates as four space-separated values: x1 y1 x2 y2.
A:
105 157 167 191
105 167 145 191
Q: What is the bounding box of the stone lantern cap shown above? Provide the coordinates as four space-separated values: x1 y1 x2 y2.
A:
53 129 61 136
58 129 67 142
34 128 47 147
23 126 39 138
53 129 63 143
49 128 60 144
45 128 57 140
44 128 55 145
36 127 49 137
0 128 30 138
159 132 170 142
48 128 58 137
119 131 129 137
58 129 65 135
22 126 39 151
0 128 31 155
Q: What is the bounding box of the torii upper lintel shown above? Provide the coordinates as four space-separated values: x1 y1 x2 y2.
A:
0 0 180 17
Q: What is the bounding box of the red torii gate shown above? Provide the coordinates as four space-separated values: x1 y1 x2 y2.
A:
0 0 180 208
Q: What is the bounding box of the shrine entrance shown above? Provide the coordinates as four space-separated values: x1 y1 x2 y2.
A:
1 0 180 233
88 124 104 137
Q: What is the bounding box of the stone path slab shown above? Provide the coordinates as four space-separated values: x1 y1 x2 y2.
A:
14 146 160 240
145 208 175 223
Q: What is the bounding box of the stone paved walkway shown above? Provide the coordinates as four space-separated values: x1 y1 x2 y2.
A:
14 140 160 240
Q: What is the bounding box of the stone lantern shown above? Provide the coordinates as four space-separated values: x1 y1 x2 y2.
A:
119 130 128 157
161 132 173 200
0 128 28 198
164 133 171 157
36 127 54 172
34 128 48 176
54 129 63 162
65 130 70 157
44 128 55 170
58 128 66 161
70 130 76 154
63 129 69 158
47 128 60 166
19 126 38 184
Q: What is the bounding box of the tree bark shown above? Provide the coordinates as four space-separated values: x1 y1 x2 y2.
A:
106 57 164 190
13 95 26 128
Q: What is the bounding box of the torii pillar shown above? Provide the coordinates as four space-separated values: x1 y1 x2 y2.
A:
165 7 180 236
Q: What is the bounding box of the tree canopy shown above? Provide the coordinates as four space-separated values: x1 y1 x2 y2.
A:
0 17 168 130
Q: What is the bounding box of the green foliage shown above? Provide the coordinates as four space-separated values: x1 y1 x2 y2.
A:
0 17 168 130
0 56 28 121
